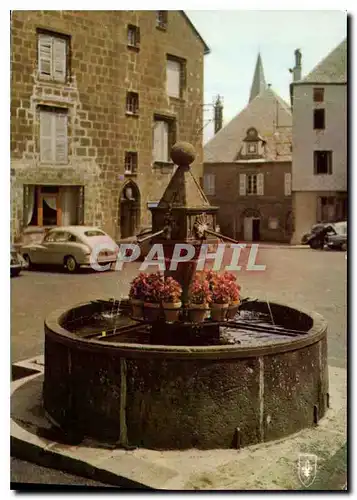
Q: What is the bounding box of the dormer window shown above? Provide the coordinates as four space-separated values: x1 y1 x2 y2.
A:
236 127 266 160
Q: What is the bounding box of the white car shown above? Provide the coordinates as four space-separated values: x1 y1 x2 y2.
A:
20 226 119 273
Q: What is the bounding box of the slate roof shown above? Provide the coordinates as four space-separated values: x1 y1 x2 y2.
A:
299 38 347 84
204 86 292 163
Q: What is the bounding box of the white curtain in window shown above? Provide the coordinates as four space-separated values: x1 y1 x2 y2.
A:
26 186 35 225
166 59 180 98
61 188 77 225
43 196 57 211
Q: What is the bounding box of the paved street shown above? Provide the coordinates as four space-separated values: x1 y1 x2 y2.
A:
11 247 347 368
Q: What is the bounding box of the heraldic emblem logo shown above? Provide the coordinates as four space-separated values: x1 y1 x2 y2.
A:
298 453 317 487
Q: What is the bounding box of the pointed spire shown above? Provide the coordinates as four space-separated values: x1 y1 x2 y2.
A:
249 53 267 102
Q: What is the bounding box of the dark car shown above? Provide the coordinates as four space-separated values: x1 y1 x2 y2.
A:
301 223 328 244
11 246 26 277
326 221 347 251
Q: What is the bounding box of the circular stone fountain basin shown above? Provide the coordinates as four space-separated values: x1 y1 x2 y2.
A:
44 298 328 450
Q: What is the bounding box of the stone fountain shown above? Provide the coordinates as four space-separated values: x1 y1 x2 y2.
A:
42 143 329 450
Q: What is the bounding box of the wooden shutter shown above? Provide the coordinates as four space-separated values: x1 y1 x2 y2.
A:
161 121 169 162
257 173 264 195
239 173 246 196
40 111 54 163
38 34 52 76
153 121 162 162
53 37 67 82
284 173 292 196
166 59 180 98
55 113 68 163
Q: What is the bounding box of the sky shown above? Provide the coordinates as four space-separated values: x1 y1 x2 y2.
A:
185 10 347 144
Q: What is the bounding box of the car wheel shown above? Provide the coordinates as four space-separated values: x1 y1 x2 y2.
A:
22 254 32 269
64 255 78 273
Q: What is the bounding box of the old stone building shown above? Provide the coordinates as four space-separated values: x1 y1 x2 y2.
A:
203 55 293 243
290 40 347 243
10 10 208 241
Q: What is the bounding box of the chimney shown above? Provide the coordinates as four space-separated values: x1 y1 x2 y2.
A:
213 95 223 134
292 49 302 82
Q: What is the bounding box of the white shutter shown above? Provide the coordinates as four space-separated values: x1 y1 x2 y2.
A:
284 173 292 196
55 113 68 163
40 111 54 163
153 121 162 162
166 59 180 98
257 173 264 195
161 121 169 162
53 37 67 82
239 174 246 196
38 35 52 76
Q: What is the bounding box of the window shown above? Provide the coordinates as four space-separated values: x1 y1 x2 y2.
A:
246 173 264 195
313 88 324 102
84 230 106 237
203 174 215 195
166 56 186 99
125 152 138 174
314 151 332 175
156 11 168 29
126 92 139 115
247 174 257 195
39 108 68 164
317 197 336 222
38 32 68 82
284 173 292 196
127 25 140 48
314 109 325 130
153 117 175 164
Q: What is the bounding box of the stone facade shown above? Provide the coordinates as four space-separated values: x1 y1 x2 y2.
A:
10 10 207 241
203 161 293 243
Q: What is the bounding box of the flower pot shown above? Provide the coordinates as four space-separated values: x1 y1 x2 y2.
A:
162 301 182 323
227 300 240 320
144 302 161 322
188 303 208 324
210 303 229 322
131 298 144 319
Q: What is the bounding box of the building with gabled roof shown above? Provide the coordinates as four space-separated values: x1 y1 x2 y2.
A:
290 38 347 243
202 54 293 243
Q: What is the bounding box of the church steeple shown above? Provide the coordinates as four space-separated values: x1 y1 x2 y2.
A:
249 53 267 102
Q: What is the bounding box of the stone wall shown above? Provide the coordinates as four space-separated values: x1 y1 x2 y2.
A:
11 10 205 240
204 161 293 242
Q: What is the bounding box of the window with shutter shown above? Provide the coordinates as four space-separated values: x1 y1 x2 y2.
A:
257 173 264 195
203 174 215 195
40 109 68 164
55 113 68 163
239 174 247 196
53 37 67 82
153 120 169 163
38 32 68 81
40 111 54 163
38 35 52 76
166 59 181 98
284 173 292 196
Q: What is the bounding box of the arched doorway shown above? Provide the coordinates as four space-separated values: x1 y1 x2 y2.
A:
119 181 140 239
241 208 261 242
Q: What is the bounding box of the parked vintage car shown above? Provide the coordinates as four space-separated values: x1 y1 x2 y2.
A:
301 223 329 245
20 226 119 273
305 221 347 250
10 246 27 277
326 221 347 251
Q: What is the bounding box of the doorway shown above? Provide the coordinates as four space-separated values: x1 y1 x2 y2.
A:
119 182 140 239
243 216 261 241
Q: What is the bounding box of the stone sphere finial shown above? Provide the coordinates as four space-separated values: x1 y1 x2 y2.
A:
170 142 196 167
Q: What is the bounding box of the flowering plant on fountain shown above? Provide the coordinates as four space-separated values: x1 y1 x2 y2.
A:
129 272 149 319
187 275 212 323
162 277 183 323
222 271 241 320
209 275 231 321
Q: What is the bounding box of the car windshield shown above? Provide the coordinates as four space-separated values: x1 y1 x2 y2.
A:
84 230 106 237
333 223 347 235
